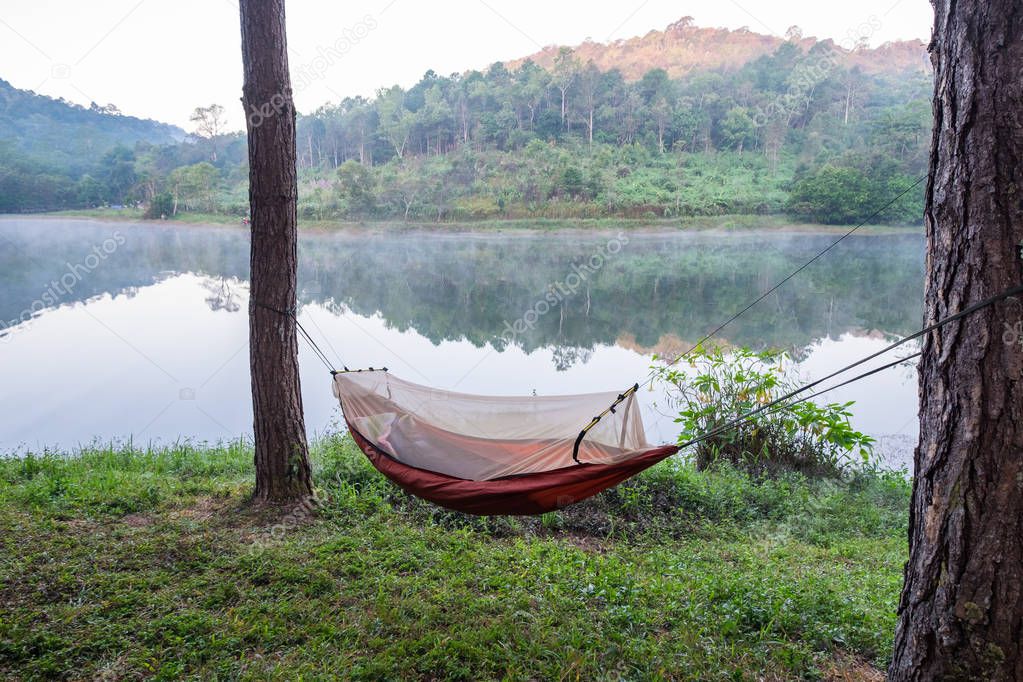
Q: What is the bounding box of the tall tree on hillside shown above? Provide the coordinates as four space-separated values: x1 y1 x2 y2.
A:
515 60 549 130
889 2 1023 679
574 61 601 146
552 47 579 130
189 104 226 162
378 85 413 159
639 68 675 153
100 145 137 203
239 0 313 503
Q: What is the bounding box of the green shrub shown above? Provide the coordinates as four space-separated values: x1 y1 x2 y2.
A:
655 345 875 477
787 161 922 225
143 191 174 219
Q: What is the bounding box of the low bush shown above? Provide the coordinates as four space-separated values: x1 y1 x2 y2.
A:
655 345 875 477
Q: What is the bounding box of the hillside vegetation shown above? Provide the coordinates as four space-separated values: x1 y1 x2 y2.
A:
0 20 931 225
0 78 183 212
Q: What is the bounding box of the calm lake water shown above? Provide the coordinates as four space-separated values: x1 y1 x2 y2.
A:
0 217 924 468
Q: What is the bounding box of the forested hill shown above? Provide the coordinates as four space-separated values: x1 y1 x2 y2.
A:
507 18 929 80
0 20 932 224
0 78 183 173
0 78 187 212
292 20 931 224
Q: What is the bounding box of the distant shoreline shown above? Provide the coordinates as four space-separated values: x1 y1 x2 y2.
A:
5 209 925 237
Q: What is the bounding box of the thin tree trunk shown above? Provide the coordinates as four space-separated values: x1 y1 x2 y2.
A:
843 81 852 125
889 2 1023 679
239 0 313 504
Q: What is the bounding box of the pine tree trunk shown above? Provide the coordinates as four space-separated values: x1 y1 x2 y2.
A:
889 2 1023 679
239 0 313 504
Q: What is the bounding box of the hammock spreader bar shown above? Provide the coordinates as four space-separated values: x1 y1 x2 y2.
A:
572 383 639 465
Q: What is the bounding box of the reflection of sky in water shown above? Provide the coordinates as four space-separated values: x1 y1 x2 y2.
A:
0 219 924 469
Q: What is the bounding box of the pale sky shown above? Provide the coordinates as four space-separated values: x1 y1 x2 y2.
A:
0 0 933 132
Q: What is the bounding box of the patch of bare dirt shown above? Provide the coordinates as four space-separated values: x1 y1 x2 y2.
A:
821 654 886 681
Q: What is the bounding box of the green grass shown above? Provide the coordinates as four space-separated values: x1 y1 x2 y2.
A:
0 437 909 680
34 208 922 236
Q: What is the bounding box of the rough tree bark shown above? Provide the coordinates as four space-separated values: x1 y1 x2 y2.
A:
239 0 313 503
889 2 1023 679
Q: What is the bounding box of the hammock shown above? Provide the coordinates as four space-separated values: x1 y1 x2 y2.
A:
333 370 679 515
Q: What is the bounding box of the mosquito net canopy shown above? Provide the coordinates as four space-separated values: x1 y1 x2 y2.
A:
333 370 652 481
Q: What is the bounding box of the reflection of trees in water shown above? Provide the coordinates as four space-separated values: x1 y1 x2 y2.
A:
202 277 242 313
0 222 250 326
552 346 593 372
301 232 925 364
1 222 925 368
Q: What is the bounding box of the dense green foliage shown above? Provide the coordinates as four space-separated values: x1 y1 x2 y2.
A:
0 437 909 679
787 157 925 225
657 346 876 475
1 31 931 224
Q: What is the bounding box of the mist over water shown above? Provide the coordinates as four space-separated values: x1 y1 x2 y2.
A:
0 217 924 468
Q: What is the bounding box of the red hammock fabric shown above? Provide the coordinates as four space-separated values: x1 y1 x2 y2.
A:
348 419 679 515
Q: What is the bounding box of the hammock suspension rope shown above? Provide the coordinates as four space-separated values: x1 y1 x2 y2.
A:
251 299 342 373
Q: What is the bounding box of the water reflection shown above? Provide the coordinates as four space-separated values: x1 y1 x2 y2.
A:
0 218 924 466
